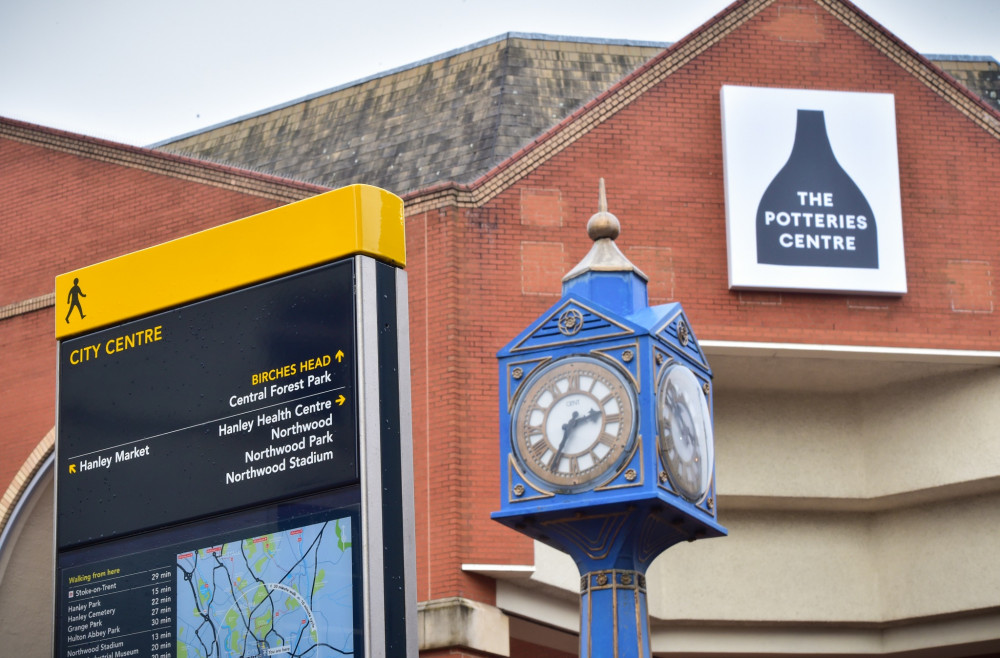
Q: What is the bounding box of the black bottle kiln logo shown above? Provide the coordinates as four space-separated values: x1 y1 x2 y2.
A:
756 109 878 268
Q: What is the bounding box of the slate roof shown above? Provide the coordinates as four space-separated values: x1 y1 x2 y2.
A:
154 34 666 195
155 32 1000 197
931 55 1000 111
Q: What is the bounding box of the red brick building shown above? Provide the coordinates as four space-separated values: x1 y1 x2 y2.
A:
2 1 998 656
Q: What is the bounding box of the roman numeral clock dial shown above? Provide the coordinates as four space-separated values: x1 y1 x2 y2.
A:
656 363 714 504
512 356 637 493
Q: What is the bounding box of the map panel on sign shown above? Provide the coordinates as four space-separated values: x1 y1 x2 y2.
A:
177 517 354 657
56 490 361 658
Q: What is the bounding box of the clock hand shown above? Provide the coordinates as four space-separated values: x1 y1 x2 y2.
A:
675 404 699 453
551 411 581 472
551 408 602 472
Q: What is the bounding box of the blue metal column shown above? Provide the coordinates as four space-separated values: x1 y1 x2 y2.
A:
581 567 650 658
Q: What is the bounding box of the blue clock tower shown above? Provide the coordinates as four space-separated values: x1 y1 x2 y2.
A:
493 180 726 658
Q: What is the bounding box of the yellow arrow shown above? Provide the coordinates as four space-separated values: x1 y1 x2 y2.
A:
336 395 346 406
335 350 344 363
68 464 76 474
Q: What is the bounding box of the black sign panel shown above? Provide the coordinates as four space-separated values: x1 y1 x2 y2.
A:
755 109 879 268
57 260 358 549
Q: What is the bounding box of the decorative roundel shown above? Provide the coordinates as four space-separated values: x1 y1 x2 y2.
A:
511 355 637 494
656 363 714 503
557 309 584 336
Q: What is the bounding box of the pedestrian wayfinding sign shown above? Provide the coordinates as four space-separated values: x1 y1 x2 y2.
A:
54 185 415 658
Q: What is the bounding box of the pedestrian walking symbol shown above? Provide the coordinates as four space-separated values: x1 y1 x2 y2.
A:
65 278 86 323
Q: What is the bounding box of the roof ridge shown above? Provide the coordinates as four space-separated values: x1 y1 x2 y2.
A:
821 0 1000 128
927 54 999 64
0 116 327 202
484 37 516 169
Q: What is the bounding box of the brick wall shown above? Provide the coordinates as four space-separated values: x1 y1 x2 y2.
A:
0 311 56 499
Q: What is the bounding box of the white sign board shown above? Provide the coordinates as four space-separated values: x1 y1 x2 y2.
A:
721 86 906 294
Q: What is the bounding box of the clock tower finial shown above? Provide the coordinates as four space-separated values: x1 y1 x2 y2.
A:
562 179 648 314
587 178 620 241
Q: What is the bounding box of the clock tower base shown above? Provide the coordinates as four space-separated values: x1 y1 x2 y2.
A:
494 497 725 658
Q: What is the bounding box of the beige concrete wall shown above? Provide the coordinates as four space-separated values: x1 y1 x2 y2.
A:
0 468 53 657
646 494 1000 624
715 367 1000 506
862 368 1000 499
715 389 868 501
874 492 1000 620
648 510 882 623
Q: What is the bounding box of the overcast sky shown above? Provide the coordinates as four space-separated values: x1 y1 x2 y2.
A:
1 0 997 146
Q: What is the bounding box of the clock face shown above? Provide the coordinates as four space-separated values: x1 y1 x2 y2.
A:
656 363 714 503
511 356 637 493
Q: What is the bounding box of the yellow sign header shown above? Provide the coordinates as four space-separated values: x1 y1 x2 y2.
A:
56 184 404 339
